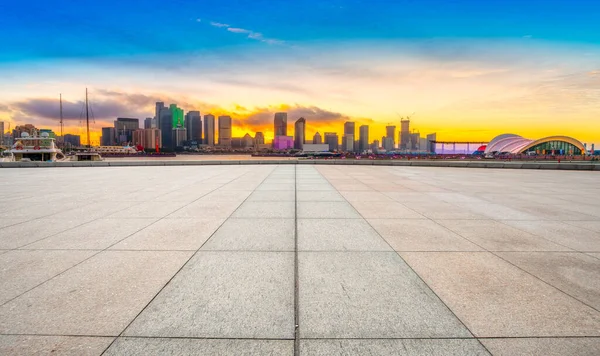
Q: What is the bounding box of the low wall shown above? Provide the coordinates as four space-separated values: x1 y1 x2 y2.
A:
1 159 598 170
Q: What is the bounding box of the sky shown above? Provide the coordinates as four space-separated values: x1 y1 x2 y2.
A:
1 0 599 146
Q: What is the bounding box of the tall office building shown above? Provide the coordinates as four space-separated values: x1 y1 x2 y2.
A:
114 118 139 144
344 121 356 152
172 128 187 148
218 115 232 147
400 119 410 150
426 133 437 153
386 125 396 149
133 129 161 150
155 102 164 124
63 134 81 147
101 127 115 146
203 114 215 146
313 132 322 144
185 111 202 142
294 117 306 150
254 132 265 145
0 121 4 145
274 112 287 136
144 118 153 129
359 125 369 152
170 104 184 128
324 132 339 151
159 107 173 150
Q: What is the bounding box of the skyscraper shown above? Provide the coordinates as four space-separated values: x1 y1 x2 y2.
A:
114 118 139 144
254 132 265 145
155 102 164 123
343 121 356 152
101 127 115 146
170 104 184 128
203 114 215 146
0 121 4 145
144 117 152 129
294 117 306 150
359 125 369 152
324 132 339 151
274 112 287 136
159 107 173 150
400 119 410 150
386 125 396 149
185 111 202 142
313 132 322 144
218 115 232 147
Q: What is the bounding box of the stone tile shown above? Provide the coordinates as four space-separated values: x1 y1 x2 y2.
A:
247 190 295 202
497 252 600 310
25 218 157 250
203 218 294 251
297 183 335 191
199 189 252 202
256 183 295 191
503 220 600 252
0 335 114 356
0 218 28 229
50 201 137 221
438 220 570 251
105 338 293 355
350 201 425 219
105 202 185 218
300 339 489 356
125 252 294 338
0 218 86 249
0 250 95 305
369 219 482 251
171 200 242 219
403 201 487 220
566 220 600 233
338 191 393 202
296 190 344 202
400 252 600 337
299 252 471 338
298 219 392 251
457 202 539 220
232 201 295 218
112 218 225 250
480 337 600 356
0 250 192 335
297 202 361 219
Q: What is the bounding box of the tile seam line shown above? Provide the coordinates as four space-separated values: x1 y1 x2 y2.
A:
294 165 300 356
319 165 492 354
98 165 277 355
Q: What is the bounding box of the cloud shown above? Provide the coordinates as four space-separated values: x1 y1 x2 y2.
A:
207 21 284 45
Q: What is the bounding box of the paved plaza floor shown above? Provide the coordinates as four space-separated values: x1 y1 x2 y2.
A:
0 165 599 355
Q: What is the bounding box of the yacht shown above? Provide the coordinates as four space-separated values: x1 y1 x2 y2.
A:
2 132 68 162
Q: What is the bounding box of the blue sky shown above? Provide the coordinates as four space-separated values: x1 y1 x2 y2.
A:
1 0 599 146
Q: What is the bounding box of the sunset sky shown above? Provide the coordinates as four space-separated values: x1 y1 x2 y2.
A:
1 0 599 146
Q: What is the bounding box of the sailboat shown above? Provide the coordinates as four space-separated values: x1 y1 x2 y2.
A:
71 88 103 161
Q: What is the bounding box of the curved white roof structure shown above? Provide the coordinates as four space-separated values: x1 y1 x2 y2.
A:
484 134 586 155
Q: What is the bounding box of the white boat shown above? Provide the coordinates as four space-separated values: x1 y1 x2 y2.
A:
2 132 68 162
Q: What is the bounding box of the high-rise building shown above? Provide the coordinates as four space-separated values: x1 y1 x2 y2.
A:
132 128 161 150
155 102 164 124
383 137 395 151
232 133 254 149
170 104 184 128
159 107 173 150
274 112 287 137
385 125 396 149
254 132 265 145
63 134 81 147
172 128 187 148
0 121 4 145
273 136 294 150
313 132 322 144
185 111 202 142
324 132 339 151
114 118 139 144
342 134 354 152
426 133 437 153
12 124 38 139
203 114 215 146
101 127 115 146
294 117 306 150
218 115 232 147
144 118 153 129
400 119 410 150
359 125 369 153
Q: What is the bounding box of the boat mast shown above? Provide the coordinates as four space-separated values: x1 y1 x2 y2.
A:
85 88 90 148
59 94 64 140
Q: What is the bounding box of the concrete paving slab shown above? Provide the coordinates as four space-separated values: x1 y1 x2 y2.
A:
171 200 243 219
338 191 394 202
296 190 344 201
480 337 600 356
105 338 293 356
402 201 488 220
297 183 336 191
203 218 294 251
438 220 571 251
297 202 361 219
0 335 114 356
350 201 425 219
400 252 600 337
298 219 392 251
25 218 157 250
112 218 225 250
247 190 295 201
0 250 96 304
300 339 489 356
232 201 295 218
195 189 252 202
0 250 192 335
299 252 472 338
566 220 600 233
0 218 29 229
369 219 483 251
497 252 600 310
0 218 87 249
125 251 294 338
256 183 295 191
503 220 600 252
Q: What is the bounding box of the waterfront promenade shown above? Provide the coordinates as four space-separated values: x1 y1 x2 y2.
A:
0 165 599 355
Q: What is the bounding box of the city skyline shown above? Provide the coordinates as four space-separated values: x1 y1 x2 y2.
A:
1 1 599 146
